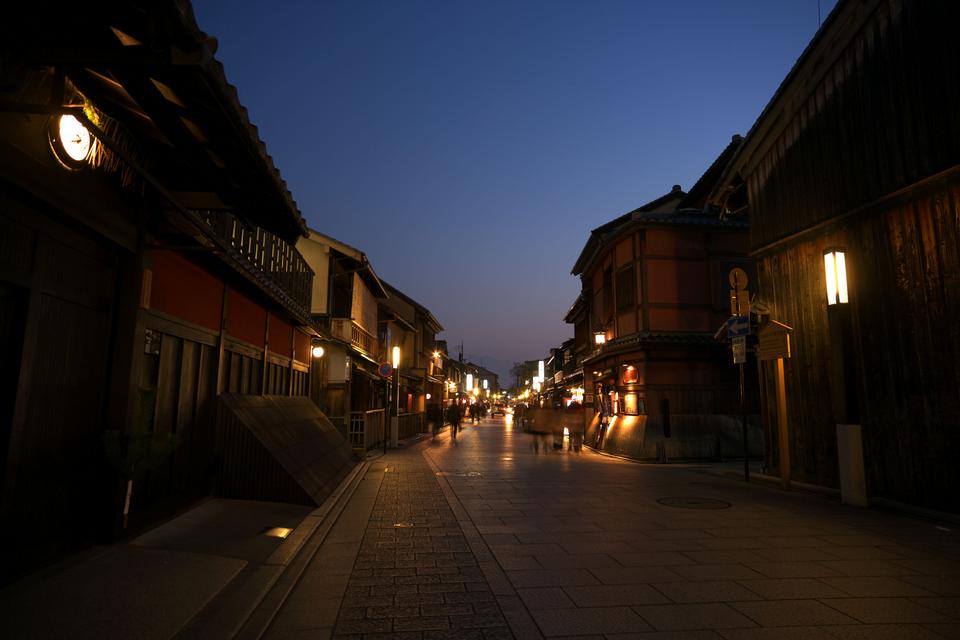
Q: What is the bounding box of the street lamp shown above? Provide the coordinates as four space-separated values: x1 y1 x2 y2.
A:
387 346 401 451
823 246 864 505
823 249 849 305
392 345 401 414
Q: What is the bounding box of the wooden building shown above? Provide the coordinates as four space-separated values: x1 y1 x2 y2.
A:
715 0 960 512
298 228 388 447
569 139 759 459
0 3 321 576
379 282 445 440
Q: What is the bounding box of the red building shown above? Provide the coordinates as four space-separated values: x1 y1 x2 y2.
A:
568 139 759 459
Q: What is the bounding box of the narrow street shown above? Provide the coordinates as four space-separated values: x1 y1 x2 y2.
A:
265 416 960 639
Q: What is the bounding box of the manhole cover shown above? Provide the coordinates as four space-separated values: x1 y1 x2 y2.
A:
393 522 415 528
657 497 732 510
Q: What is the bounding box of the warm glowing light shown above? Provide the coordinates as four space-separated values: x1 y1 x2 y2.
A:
426 393 432 400
482 379 488 390
594 332 606 345
392 346 400 368
433 351 440 359
60 115 92 162
824 249 849 305
311 345 325 358
466 374 474 390
538 360 545 380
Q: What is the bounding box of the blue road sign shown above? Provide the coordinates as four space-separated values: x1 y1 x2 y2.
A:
726 315 751 337
378 362 393 377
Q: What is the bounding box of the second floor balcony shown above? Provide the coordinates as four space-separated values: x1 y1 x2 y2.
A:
331 317 379 360
197 209 313 321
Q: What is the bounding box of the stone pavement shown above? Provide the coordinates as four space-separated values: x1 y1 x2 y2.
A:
264 416 960 639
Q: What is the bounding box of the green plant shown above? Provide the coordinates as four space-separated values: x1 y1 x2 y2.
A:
102 387 178 528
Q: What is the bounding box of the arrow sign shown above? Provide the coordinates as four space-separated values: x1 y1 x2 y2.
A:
726 315 751 337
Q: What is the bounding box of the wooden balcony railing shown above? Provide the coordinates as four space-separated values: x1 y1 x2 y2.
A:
197 210 313 319
331 317 379 359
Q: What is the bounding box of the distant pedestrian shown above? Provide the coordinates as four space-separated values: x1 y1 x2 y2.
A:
428 403 444 440
446 403 462 440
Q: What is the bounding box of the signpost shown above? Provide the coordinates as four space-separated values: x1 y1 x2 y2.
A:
758 320 793 490
732 336 746 364
378 362 392 453
728 269 751 482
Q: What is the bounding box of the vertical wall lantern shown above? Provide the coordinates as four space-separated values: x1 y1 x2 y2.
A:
594 331 606 346
392 346 400 368
482 379 488 390
466 373 474 391
823 249 849 305
538 360 545 381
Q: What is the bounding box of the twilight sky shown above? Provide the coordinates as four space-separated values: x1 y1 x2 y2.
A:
193 0 836 382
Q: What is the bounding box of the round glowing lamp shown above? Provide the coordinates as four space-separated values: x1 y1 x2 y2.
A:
311 345 325 358
50 114 94 169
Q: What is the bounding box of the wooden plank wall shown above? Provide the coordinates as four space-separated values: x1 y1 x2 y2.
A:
749 0 960 249
757 183 960 507
855 185 960 507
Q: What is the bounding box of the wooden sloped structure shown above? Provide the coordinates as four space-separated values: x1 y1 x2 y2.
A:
714 0 960 511
216 394 357 505
0 2 352 578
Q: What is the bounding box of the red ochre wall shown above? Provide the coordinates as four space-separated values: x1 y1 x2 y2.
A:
294 331 311 363
225 287 266 347
149 250 222 332
149 249 303 359
268 312 293 356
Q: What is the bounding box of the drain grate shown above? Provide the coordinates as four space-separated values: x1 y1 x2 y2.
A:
657 497 732 510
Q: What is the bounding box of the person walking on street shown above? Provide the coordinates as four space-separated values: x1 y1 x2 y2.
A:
428 403 444 441
446 402 462 440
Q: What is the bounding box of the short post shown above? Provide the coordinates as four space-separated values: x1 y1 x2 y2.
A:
775 357 790 490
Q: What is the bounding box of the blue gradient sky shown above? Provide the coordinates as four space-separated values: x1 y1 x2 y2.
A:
194 0 836 381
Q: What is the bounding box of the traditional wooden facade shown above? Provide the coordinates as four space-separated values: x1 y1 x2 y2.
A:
716 0 960 511
0 3 318 576
569 139 759 460
298 229 388 440
381 283 446 425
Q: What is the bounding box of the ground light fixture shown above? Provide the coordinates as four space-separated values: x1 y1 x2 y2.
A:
823 248 849 305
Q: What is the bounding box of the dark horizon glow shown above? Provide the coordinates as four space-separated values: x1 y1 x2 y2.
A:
193 0 836 382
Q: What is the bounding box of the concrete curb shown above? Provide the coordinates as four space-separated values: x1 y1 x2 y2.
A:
177 459 369 639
